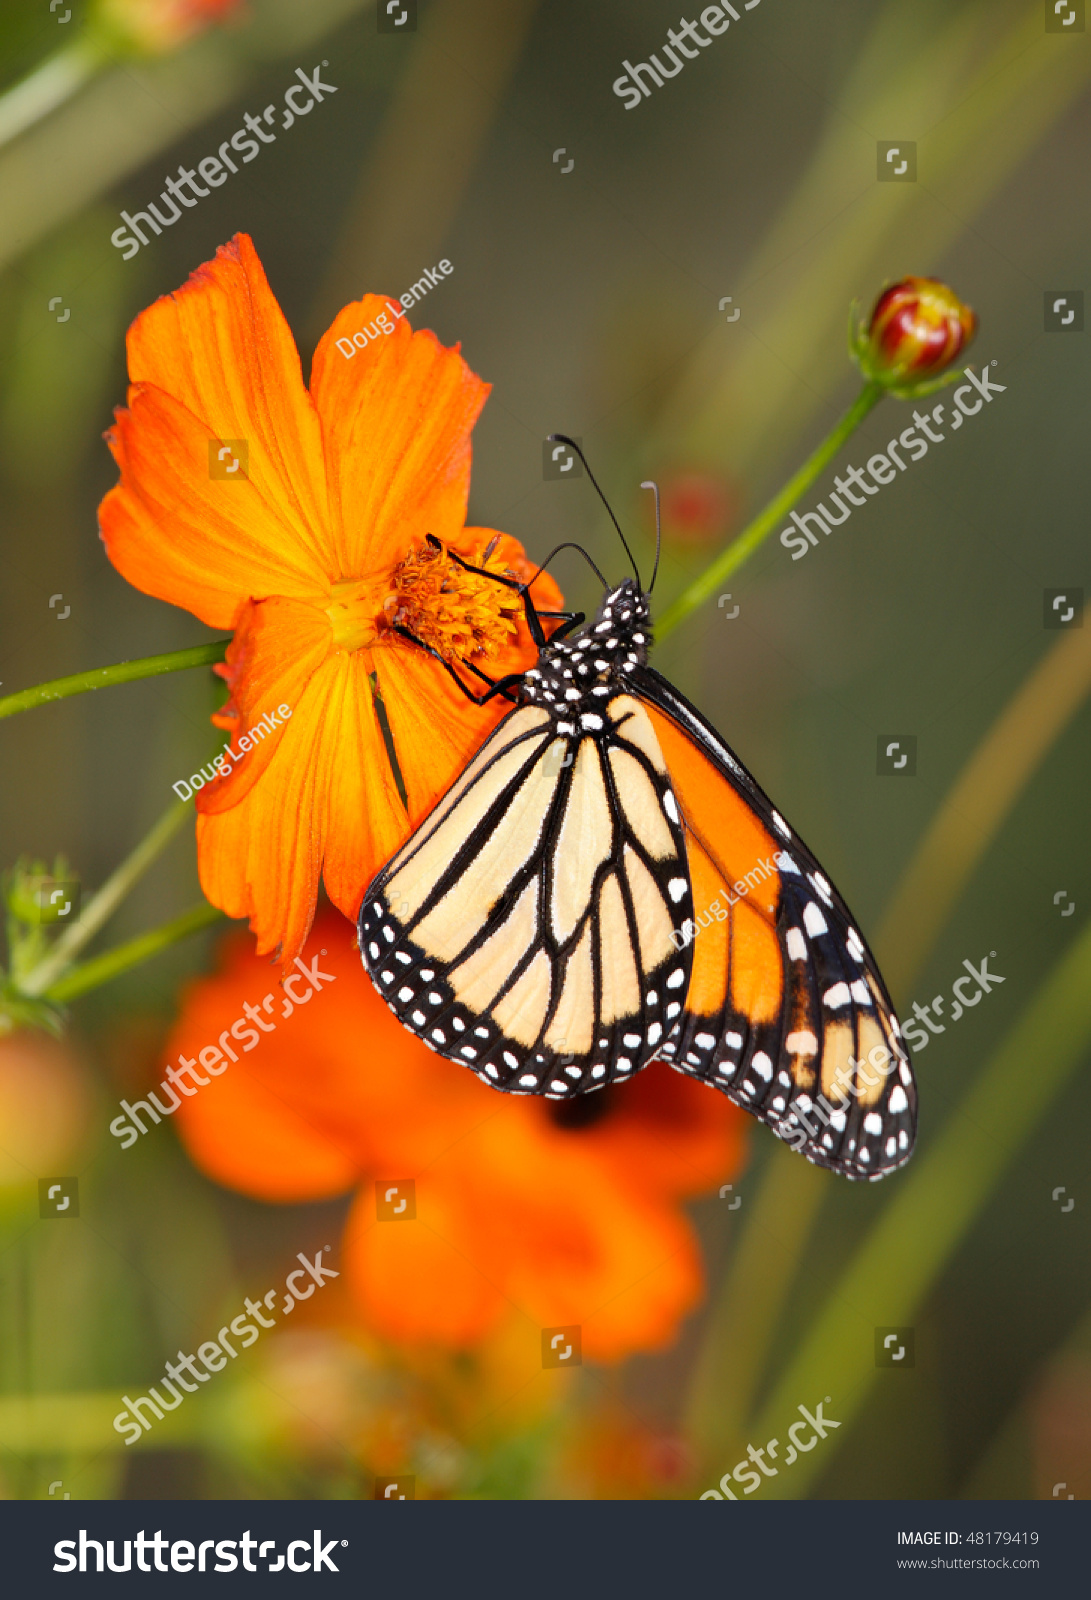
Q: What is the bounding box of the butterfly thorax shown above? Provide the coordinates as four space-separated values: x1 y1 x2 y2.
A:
521 580 651 717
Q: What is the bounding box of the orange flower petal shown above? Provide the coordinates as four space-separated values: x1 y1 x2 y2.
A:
318 651 418 923
167 934 360 1202
345 1182 506 1347
310 298 489 580
371 644 509 831
196 653 407 958
561 1063 745 1198
197 596 332 813
125 233 330 570
101 384 329 629
170 919 479 1185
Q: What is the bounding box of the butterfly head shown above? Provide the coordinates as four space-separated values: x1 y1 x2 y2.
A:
523 579 651 704
586 578 651 651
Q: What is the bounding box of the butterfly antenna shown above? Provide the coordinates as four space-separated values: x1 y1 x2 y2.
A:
549 433 643 592
527 540 610 593
641 480 662 594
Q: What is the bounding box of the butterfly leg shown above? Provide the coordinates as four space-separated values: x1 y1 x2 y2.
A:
426 536 584 649
391 625 527 706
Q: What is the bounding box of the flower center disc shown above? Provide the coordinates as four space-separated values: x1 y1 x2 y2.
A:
326 543 521 662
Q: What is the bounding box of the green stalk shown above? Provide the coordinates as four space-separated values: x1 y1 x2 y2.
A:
0 36 111 150
42 903 225 1004
0 640 229 722
655 382 884 642
20 801 193 997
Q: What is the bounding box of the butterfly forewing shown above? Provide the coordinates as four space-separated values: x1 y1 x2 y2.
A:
632 666 916 1181
359 687 695 1097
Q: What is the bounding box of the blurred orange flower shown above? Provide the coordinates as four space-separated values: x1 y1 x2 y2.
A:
100 234 559 963
658 471 738 550
167 912 748 1363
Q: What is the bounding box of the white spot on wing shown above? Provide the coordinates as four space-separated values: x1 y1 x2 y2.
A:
786 1030 818 1055
803 903 828 937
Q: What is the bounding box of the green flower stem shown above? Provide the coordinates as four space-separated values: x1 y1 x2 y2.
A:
0 36 112 150
43 902 225 1005
655 381 884 643
0 640 230 722
20 801 193 998
738 916 1091 1499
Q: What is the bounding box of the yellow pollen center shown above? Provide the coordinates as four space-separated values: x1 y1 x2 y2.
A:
325 543 522 663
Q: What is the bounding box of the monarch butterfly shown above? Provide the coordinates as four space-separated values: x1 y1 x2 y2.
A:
359 439 916 1180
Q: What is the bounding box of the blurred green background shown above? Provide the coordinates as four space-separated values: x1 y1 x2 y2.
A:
0 0 1089 1500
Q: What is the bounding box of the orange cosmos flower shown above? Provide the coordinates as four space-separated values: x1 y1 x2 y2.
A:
165 912 748 1363
100 234 560 963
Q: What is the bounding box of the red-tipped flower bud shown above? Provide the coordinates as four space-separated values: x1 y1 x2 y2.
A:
853 277 977 398
93 0 243 56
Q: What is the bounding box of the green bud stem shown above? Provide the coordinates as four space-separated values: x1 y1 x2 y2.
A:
655 381 885 642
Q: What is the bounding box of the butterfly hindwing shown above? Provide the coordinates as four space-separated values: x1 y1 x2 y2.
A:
359 694 695 1097
632 665 916 1180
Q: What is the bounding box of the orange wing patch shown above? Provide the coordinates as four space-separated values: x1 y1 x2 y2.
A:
645 701 784 1027
644 704 779 917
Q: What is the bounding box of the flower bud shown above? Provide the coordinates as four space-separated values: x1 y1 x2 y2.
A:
92 0 243 57
853 277 977 398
